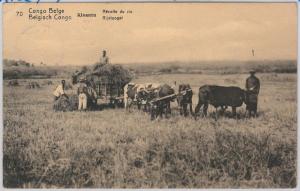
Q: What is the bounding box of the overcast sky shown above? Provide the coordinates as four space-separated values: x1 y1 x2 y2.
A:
3 3 297 66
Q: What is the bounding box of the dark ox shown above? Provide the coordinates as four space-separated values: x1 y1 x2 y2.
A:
150 84 175 120
177 84 193 116
195 85 246 117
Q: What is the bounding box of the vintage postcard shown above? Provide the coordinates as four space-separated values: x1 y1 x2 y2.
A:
2 2 297 189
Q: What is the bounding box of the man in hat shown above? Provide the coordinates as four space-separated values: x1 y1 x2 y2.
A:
77 77 88 111
245 70 260 117
53 80 67 101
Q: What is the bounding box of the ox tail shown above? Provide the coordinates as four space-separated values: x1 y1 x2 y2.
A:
195 87 207 115
194 101 203 115
189 102 194 116
123 84 129 109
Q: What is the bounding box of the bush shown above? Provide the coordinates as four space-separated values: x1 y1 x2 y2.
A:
3 59 57 79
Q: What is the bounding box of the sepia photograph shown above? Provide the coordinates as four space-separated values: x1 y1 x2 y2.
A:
2 2 297 188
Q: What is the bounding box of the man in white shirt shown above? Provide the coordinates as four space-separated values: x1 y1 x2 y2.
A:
77 77 88 111
53 80 67 101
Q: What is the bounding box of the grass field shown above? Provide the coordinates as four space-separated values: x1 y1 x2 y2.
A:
3 73 297 188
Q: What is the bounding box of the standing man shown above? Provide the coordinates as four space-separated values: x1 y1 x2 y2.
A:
77 77 88 111
245 70 260 117
53 80 67 101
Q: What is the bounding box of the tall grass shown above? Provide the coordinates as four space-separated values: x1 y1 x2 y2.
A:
3 73 297 188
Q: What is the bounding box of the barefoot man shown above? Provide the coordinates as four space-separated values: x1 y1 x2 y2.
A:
245 70 260 117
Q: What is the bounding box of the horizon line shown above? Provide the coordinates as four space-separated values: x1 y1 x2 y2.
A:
3 58 297 67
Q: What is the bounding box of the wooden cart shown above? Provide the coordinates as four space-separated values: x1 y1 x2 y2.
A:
85 74 125 108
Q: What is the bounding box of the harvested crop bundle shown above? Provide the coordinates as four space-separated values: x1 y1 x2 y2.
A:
53 95 78 112
53 94 78 112
53 96 70 112
42 80 53 85
26 82 40 89
7 79 19 86
68 94 79 111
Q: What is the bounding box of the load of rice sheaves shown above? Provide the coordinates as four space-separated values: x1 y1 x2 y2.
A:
85 63 133 85
53 94 78 112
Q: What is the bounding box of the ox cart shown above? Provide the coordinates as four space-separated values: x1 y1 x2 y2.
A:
72 63 132 109
85 74 125 108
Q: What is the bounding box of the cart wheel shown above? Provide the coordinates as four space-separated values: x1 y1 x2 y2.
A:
114 101 119 109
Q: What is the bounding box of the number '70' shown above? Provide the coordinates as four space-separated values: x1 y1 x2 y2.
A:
16 11 23 16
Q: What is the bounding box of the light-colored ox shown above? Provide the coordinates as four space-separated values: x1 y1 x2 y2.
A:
123 83 161 109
